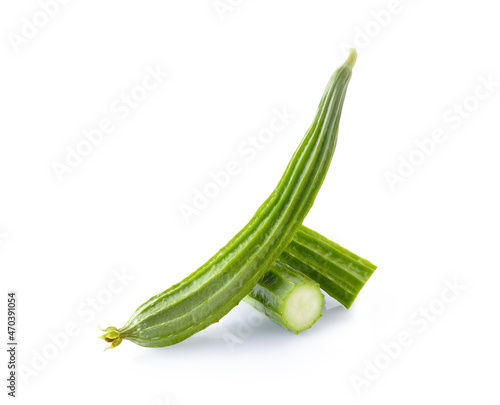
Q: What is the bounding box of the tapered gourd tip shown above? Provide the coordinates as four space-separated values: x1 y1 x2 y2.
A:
99 326 123 350
343 48 357 70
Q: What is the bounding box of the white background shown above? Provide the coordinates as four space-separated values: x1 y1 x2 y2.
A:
1 0 500 404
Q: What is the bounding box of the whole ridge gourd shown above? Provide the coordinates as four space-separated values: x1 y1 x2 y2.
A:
100 48 357 349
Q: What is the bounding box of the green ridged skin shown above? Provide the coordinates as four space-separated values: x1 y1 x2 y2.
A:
281 225 377 309
245 224 376 330
243 260 324 333
100 49 357 349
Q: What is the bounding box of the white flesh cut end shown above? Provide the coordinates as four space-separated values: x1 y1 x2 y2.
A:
283 284 323 333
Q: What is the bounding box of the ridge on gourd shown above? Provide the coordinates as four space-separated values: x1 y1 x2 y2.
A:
281 225 377 309
100 48 357 349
